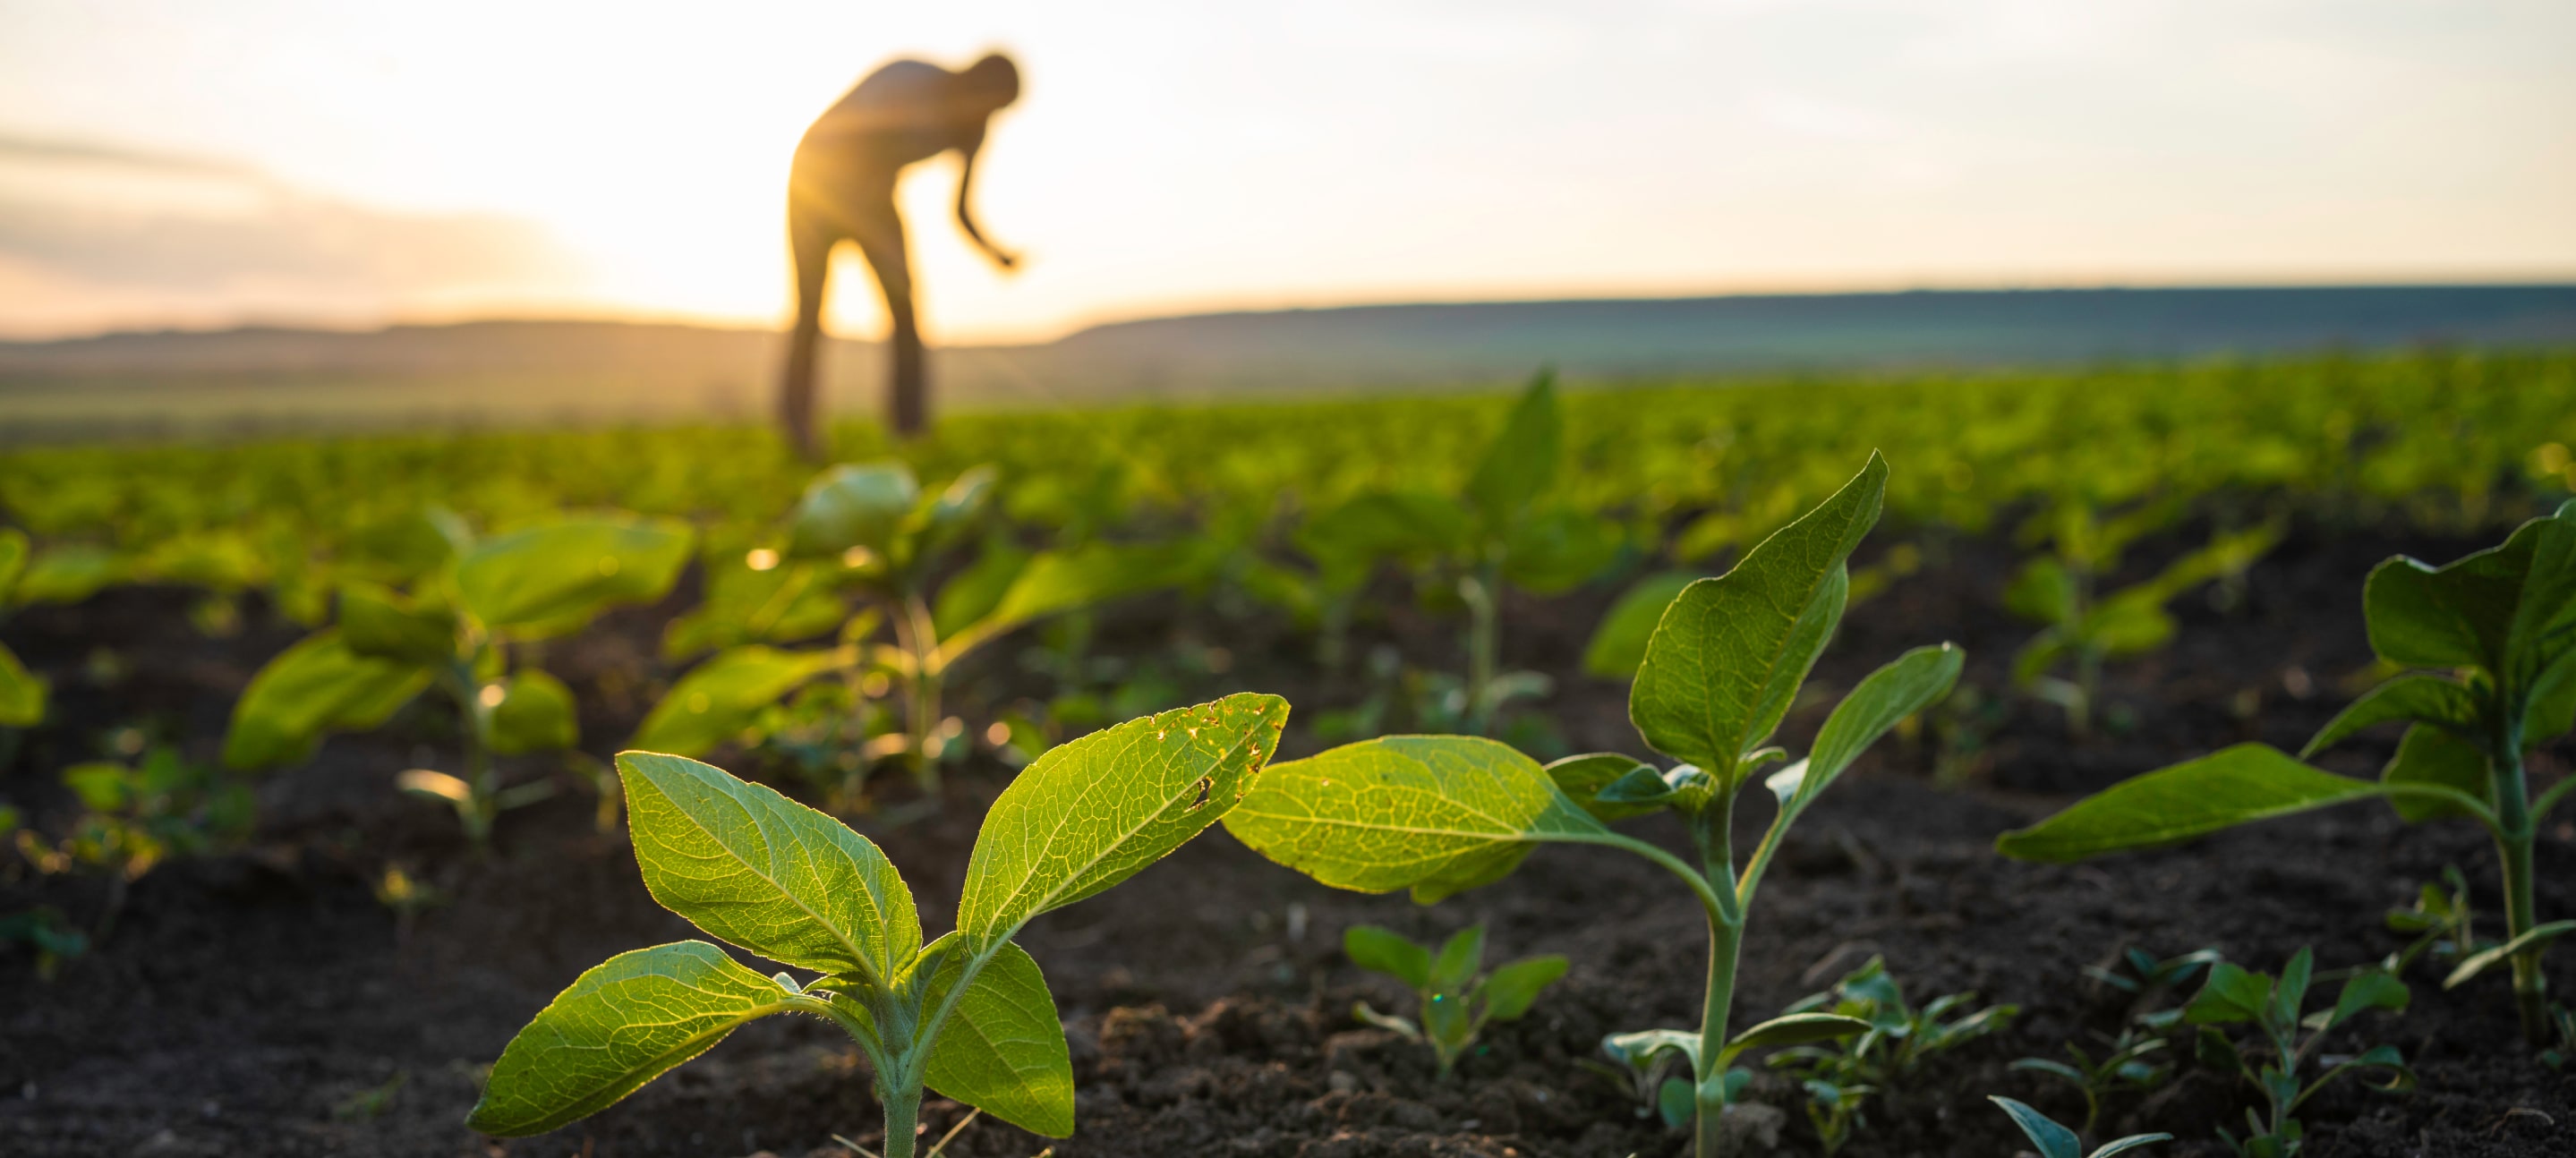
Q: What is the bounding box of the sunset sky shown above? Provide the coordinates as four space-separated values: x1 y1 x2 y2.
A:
2 0 2571 343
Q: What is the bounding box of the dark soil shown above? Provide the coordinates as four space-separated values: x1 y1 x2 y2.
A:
2 521 2570 1158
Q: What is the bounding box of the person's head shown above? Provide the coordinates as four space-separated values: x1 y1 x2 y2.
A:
960 53 1019 113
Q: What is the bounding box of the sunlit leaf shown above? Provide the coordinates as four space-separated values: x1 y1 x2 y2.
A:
1995 745 2389 863
1582 571 1700 679
787 463 919 560
224 630 431 770
1343 924 1432 990
489 668 578 755
630 646 844 757
919 936 1075 1137
456 516 694 634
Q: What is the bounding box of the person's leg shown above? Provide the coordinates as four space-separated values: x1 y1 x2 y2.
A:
780 200 836 462
849 198 925 438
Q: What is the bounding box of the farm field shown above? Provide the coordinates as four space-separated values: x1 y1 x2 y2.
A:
2 351 2573 1158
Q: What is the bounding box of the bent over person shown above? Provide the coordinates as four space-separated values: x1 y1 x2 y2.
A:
781 53 1020 456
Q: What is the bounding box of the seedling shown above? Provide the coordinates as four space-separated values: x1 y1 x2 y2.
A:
226 514 693 844
1999 502 2576 1043
2008 506 2281 736
14 744 254 943
1770 956 2019 1153
2088 946 2223 1030
1342 923 1566 1077
468 694 1287 1158
1281 371 1618 734
2013 947 2215 1132
1592 1031 1750 1131
633 463 1195 796
2182 948 2412 1157
1989 1096 2171 1158
2381 866 2478 975
0 528 46 728
1225 455 1965 1157
0 905 88 981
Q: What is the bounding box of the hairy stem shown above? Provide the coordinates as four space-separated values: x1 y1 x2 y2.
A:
875 1076 922 1158
2491 709 2545 1043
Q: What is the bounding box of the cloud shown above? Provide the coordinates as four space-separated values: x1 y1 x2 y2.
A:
0 135 589 336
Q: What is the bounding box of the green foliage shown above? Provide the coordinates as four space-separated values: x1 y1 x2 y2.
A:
1228 455 1957 1158
1990 1096 2171 1158
1999 504 2576 1043
2381 866 2478 975
1771 956 2019 1153
226 513 692 842
2184 949 2412 1157
0 526 43 727
11 743 254 957
2012 947 2216 1137
1342 923 1567 1077
470 694 1286 1154
2009 508 2282 736
642 461 1194 803
0 906 88 981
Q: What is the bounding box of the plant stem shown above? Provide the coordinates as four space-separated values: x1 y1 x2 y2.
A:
896 595 943 796
1694 913 1745 1158
446 660 497 847
2491 711 2546 1043
876 1077 922 1158
1460 561 1500 736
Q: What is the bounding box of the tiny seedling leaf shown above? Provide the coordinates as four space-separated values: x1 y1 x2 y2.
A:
2328 967 2410 1028
468 941 802 1137
1541 753 1664 822
2443 920 2576 989
1989 1095 2083 1158
618 752 920 985
1480 955 1567 1021
1430 924 1485 992
1718 1013 1872 1066
1343 925 1433 990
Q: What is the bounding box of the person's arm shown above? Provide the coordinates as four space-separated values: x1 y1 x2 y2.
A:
953 132 1017 269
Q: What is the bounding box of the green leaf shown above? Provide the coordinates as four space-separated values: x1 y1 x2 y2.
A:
467 941 802 1137
2271 947 2313 1027
2083 592 2179 659
1994 745 2387 863
2005 558 2077 626
920 937 1075 1137
2328 967 2410 1028
456 516 694 635
2091 1133 2177 1158
948 541 1197 660
1464 370 1559 526
1657 1076 1696 1128
958 694 1287 942
1603 1027 1701 1072
1343 924 1432 990
2379 724 2489 823
932 538 1033 638
223 630 431 770
1479 955 1566 1021
0 527 28 603
630 645 844 757
489 669 578 755
617 752 919 985
1430 924 1485 992
2183 961 2272 1026
1598 764 1686 807
1499 507 1619 595
1223 734 1610 904
1780 643 1962 813
338 583 458 664
1583 571 1701 679
0 640 44 728
788 463 920 560
2443 920 2576 989
2302 674 2480 758
2525 648 2576 750
1630 453 1885 780
1718 1013 1872 1066
1990 1095 2083 1158
2362 511 2576 679
13 543 124 606
1541 753 1664 822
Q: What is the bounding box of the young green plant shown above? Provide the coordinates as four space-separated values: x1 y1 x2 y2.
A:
1989 1096 2171 1158
468 694 1287 1157
1342 923 1566 1077
1998 502 2576 1043
2182 948 2412 1157
225 514 693 843
634 463 1194 798
1224 454 1965 1158
1770 956 2019 1154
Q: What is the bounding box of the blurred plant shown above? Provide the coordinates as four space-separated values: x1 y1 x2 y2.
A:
1590 1031 1753 1132
1770 956 2019 1154
0 528 47 734
1989 1095 2171 1158
2007 502 2281 736
371 863 448 942
1342 923 1566 1077
2381 866 2479 975
13 742 255 945
226 512 692 846
2183 948 2412 1158
0 903 88 981
2000 504 2576 1044
633 463 1197 801
2010 1031 2171 1138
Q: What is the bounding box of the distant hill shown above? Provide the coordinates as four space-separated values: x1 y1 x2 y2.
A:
4 285 2572 438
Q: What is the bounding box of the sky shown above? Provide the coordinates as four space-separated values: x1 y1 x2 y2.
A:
0 0 2571 344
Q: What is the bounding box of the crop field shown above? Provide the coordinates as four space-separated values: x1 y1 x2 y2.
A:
3 349 2573 1158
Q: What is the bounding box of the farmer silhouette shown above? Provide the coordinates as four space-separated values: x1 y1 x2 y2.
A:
780 53 1021 456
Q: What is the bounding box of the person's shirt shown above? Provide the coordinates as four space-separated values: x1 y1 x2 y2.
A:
800 60 983 170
